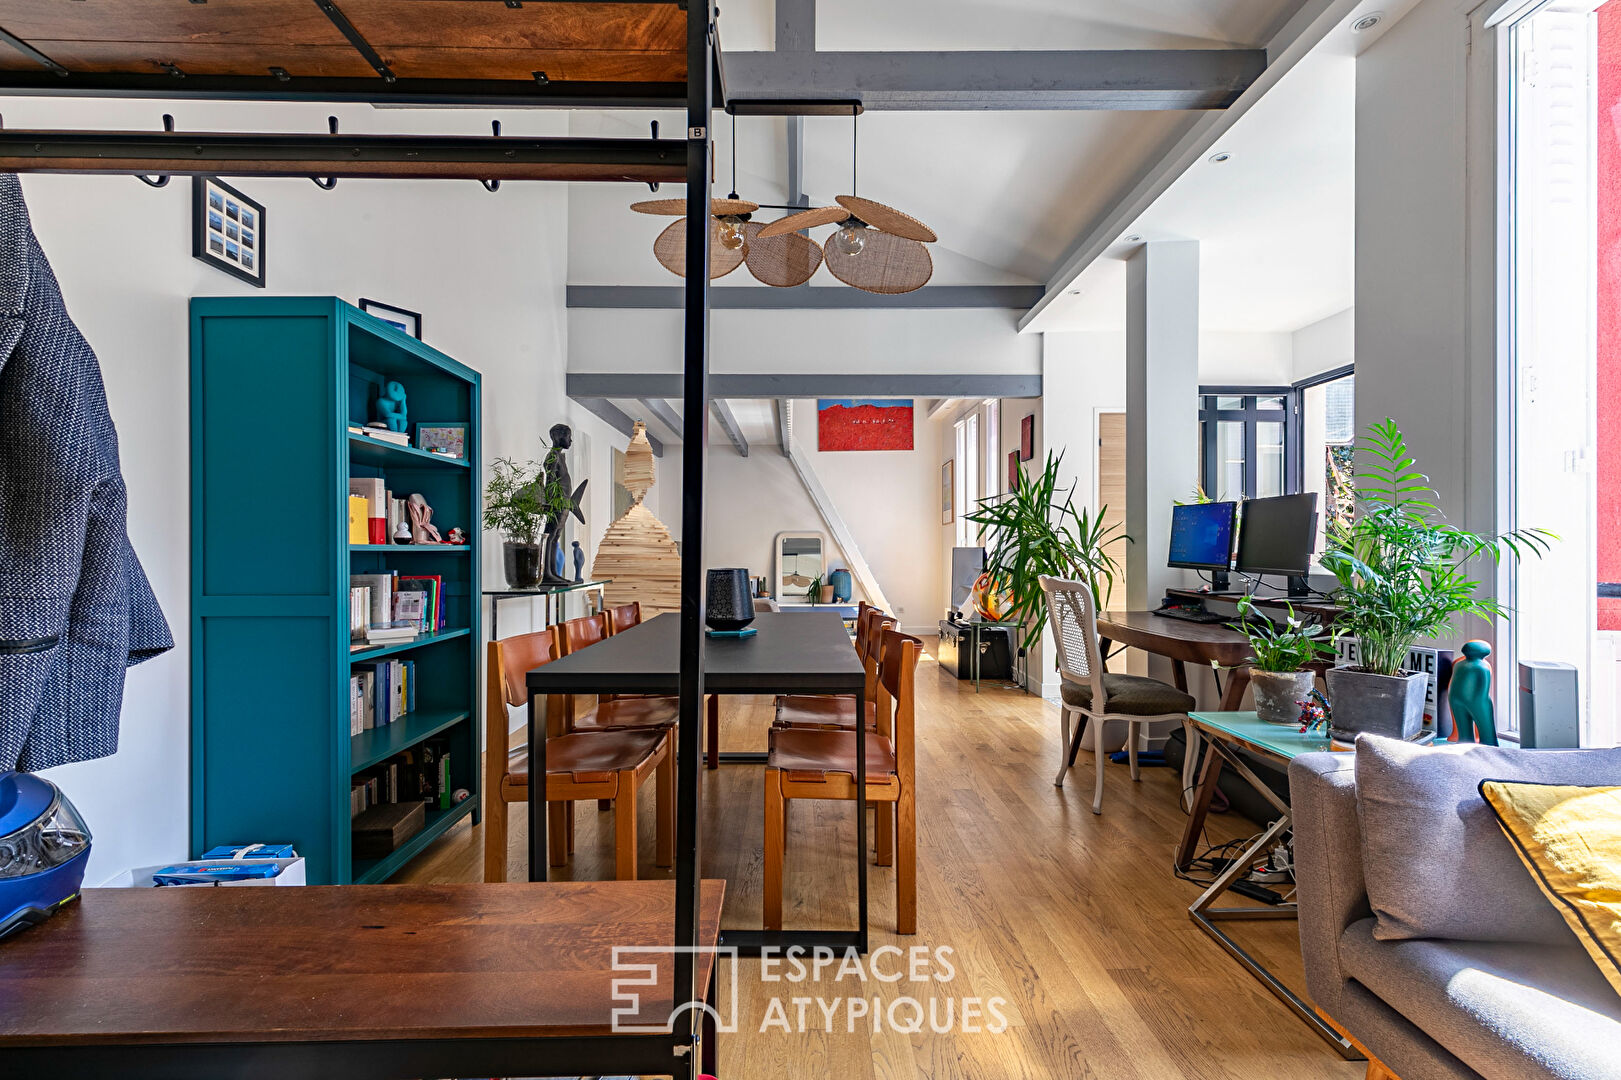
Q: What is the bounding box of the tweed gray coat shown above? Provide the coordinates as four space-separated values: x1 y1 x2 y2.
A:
0 174 172 772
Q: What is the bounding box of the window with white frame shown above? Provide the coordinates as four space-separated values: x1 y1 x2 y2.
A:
954 411 980 547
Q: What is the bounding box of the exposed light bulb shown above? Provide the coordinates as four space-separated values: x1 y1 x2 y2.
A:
718 218 746 251
832 223 866 256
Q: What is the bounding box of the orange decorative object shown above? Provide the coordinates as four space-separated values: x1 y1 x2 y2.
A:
970 572 1014 622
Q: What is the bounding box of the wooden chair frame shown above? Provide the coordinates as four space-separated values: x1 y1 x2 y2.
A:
765 630 920 935
483 627 673 882
1041 575 1191 814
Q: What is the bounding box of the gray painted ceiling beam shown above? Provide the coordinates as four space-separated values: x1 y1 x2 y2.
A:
577 397 663 457
774 397 790 457
723 49 1267 111
637 397 685 443
710 399 750 457
570 373 1041 400
1018 0 1363 331
567 284 1044 309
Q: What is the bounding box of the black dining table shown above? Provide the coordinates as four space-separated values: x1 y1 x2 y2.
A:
525 610 870 953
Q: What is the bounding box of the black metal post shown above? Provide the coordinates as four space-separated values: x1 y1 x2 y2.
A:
674 2 713 1076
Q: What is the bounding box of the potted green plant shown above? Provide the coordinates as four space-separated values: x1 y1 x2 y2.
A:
804 572 823 606
1319 420 1552 740
964 449 1126 647
1230 596 1329 725
483 456 545 588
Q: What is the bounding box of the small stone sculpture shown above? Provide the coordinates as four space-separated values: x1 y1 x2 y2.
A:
375 380 408 433
572 540 585 583
407 493 442 544
393 520 412 545
1449 639 1497 745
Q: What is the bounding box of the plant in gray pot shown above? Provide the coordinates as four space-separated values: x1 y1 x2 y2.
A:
1230 596 1329 725
1320 420 1552 741
483 456 546 589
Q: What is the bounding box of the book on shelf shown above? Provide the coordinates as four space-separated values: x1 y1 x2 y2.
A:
350 572 396 628
398 574 443 631
348 586 370 643
391 589 426 630
348 424 411 447
348 495 369 545
352 659 415 728
347 477 387 544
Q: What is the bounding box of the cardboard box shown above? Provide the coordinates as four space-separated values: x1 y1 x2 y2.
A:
95 858 306 888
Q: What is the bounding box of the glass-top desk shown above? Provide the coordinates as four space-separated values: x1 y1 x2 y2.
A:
484 579 610 640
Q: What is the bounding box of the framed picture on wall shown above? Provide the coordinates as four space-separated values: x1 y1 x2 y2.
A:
942 459 955 525
360 298 423 340
192 177 265 287
1020 413 1035 461
1008 449 1020 491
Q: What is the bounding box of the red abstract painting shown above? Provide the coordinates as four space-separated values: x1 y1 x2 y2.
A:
817 398 914 451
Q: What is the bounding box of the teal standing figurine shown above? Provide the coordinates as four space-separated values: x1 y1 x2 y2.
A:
1449 639 1497 745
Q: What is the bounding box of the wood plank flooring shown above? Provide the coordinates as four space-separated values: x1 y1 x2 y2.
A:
399 640 1361 1079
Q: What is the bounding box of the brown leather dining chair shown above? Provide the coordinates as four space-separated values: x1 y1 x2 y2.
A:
765 629 921 935
774 605 896 733
606 602 642 635
483 627 674 883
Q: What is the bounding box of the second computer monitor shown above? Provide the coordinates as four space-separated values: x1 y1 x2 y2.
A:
1235 493 1319 577
1168 501 1238 571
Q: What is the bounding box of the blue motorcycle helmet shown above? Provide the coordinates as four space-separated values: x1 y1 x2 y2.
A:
0 771 91 942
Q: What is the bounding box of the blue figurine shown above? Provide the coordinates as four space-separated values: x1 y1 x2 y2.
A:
572 540 585 583
375 380 408 433
1449 639 1498 745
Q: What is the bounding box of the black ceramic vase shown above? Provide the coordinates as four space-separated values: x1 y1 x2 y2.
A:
503 541 543 589
705 568 755 631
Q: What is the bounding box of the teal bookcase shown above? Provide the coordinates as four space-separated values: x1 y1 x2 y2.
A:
189 297 482 884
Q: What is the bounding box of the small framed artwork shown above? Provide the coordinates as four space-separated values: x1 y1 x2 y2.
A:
1020 413 1035 461
1008 449 1020 491
360 298 423 340
415 422 468 460
941 459 955 525
192 177 265 287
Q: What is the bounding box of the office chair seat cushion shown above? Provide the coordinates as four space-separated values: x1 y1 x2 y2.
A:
1060 673 1194 716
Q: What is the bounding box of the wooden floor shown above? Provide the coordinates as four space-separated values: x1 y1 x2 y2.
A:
399 640 1362 1079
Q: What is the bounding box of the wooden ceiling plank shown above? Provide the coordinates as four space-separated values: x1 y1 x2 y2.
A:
19 41 379 79
0 1 351 47
338 1 684 52
385 46 683 83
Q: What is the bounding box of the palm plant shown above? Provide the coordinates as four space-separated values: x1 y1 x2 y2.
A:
1320 419 1553 676
483 457 545 544
964 450 1126 636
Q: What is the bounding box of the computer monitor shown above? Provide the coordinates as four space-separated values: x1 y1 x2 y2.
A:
1167 501 1237 572
1235 493 1319 589
950 546 985 609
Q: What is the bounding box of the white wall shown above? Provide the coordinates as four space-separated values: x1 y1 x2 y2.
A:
1198 330 1295 385
9 97 598 883
1292 306 1355 381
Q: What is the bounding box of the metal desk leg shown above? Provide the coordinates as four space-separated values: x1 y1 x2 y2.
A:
1175 746 1224 870
526 690 549 882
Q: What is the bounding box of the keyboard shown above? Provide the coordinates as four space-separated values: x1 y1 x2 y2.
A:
1153 605 1230 624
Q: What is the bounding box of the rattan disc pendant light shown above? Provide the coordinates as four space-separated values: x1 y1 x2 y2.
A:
633 114 824 287
757 110 936 294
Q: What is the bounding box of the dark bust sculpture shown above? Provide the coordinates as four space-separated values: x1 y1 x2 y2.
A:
540 423 587 585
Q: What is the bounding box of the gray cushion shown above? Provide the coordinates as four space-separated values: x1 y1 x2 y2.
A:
1354 736 1621 944
1060 673 1195 716
1340 917 1621 1080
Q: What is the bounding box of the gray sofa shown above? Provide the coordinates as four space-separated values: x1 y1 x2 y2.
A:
1290 742 1621 1080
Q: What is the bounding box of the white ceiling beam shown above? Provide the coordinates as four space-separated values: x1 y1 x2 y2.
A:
1017 0 1365 332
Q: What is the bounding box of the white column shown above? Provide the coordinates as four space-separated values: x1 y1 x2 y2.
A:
1125 241 1200 613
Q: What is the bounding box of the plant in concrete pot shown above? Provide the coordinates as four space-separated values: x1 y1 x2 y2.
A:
1230 596 1329 725
1320 420 1552 741
483 456 545 588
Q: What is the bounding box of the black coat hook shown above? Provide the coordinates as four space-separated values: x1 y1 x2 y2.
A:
312 116 339 190
136 115 174 188
481 120 502 192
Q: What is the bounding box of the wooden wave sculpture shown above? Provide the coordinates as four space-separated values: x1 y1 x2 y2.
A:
591 420 682 615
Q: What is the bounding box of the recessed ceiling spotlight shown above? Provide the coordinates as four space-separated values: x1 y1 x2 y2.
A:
1124 235 1142 243
1067 289 1082 295
1350 11 1385 32
1208 152 1231 164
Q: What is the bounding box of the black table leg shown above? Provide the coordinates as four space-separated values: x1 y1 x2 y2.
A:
856 683 868 952
701 960 718 1076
